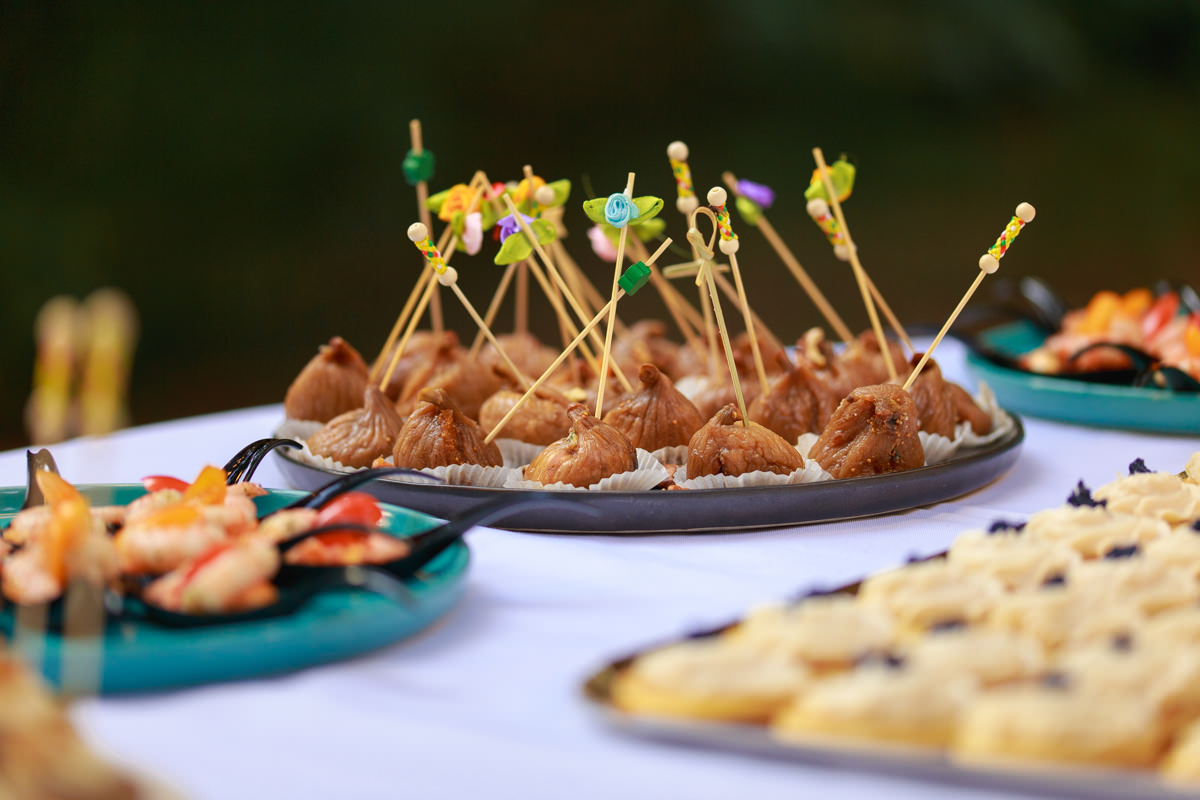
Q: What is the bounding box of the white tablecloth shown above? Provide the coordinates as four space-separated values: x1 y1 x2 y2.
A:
3 339 1197 800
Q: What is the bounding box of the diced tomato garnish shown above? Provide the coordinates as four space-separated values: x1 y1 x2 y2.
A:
179 541 238 587
1186 312 1200 356
1143 291 1180 340
142 475 190 494
315 492 382 528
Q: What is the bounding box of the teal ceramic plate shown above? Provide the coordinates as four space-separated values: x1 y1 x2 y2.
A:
964 320 1200 434
0 486 468 694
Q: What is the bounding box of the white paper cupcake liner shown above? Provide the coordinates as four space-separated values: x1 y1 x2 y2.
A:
650 444 690 465
507 448 670 492
275 418 324 441
496 438 545 468
961 382 1015 448
674 459 832 490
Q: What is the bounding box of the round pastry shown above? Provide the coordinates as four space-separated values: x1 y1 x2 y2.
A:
524 404 636 488
947 529 1080 592
306 385 404 469
901 627 1046 688
392 388 503 470
727 595 895 673
1162 719 1200 783
1022 506 1169 558
858 559 1004 634
1145 530 1200 579
987 585 1144 651
772 662 976 749
284 336 370 423
686 404 805 479
1094 472 1200 524
1067 556 1199 616
952 684 1164 769
611 637 809 724
808 384 924 479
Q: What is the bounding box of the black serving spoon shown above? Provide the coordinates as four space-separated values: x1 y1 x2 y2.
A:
277 493 602 585
136 493 601 628
21 448 61 510
1070 343 1200 393
221 438 302 484
269 465 442 517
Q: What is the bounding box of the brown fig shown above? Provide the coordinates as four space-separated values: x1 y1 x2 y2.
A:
687 405 805 478
892 355 957 438
525 404 637 487
374 331 462 401
749 351 839 443
479 386 571 446
284 337 369 423
603 364 705 451
307 386 404 468
947 382 993 435
835 330 908 392
809 384 924 479
398 352 504 421
393 388 503 469
613 320 683 378
478 332 558 380
689 373 764 420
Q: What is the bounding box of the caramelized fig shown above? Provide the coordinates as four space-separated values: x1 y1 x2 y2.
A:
613 320 684 378
398 352 504 421
393 388 503 469
307 386 403 468
835 331 908 393
809 384 924 479
603 364 705 451
478 332 558 380
374 331 462 401
688 373 765 420
894 355 958 438
284 337 369 423
525 404 637 487
479 385 572 446
749 351 839 443
687 404 805 478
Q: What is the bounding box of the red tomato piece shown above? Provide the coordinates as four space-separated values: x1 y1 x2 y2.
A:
315 492 382 528
1142 292 1180 339
142 475 190 493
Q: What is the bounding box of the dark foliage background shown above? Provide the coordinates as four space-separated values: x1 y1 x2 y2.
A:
3 1 1198 448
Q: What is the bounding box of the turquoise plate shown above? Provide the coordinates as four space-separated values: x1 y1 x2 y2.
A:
964 320 1200 434
0 485 468 694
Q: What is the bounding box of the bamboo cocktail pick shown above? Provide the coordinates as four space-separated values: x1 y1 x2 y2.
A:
405 223 533 389
482 239 673 445
595 173 637 417
811 147 897 381
706 187 769 396
405 119 443 334
722 171 855 346
903 203 1036 390
500 193 633 393
688 210 750 426
668 141 720 377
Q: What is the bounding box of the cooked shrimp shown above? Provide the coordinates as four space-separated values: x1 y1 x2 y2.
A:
114 504 229 576
143 538 279 615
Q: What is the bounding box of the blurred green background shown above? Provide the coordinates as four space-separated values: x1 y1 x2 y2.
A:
3 1 1198 449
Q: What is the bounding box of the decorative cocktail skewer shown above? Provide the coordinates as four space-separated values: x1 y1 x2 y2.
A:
594 174 638 418
812 147 898 380
722 171 855 346
404 119 443 334
658 257 783 353
707 186 769 396
404 223 533 389
501 193 634 393
624 233 707 354
668 141 720 376
903 203 1036 390
482 239 673 445
804 157 914 353
688 209 751 426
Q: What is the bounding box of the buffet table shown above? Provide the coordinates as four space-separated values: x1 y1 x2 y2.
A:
3 338 1197 800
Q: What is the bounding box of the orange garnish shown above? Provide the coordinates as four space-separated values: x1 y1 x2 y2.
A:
1187 318 1200 357
34 471 84 506
183 466 227 506
437 183 474 222
42 496 91 583
1077 291 1121 335
1119 288 1153 318
511 175 546 205
136 503 204 529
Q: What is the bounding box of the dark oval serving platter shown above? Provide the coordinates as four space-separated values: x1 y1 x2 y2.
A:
271 416 1024 534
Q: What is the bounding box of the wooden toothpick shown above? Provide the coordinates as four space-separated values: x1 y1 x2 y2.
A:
812 147 897 381
408 120 443 335
406 223 533 389
722 170 855 346
688 210 750 426
666 140 720 377
903 203 1036 390
595 173 636 417
483 239 672 445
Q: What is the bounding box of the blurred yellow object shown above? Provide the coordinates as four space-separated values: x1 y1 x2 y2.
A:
24 289 138 445
24 296 81 445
